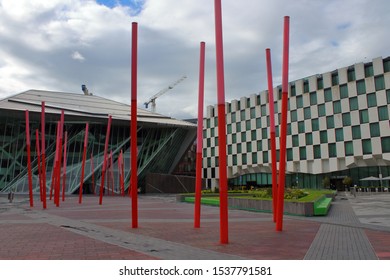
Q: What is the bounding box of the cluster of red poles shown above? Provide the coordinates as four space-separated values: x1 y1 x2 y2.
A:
24 0 290 244
193 2 291 243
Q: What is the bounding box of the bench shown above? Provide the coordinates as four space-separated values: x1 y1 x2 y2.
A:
313 196 332 216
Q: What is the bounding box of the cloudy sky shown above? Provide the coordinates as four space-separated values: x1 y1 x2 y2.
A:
0 0 389 119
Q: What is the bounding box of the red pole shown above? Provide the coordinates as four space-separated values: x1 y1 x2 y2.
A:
266 49 278 223
214 0 228 244
99 115 112 204
41 102 47 209
79 123 89 204
91 153 95 195
62 131 68 201
25 110 33 207
50 123 60 201
110 151 114 195
35 129 43 202
130 21 139 228
276 16 290 231
194 41 206 228
55 110 64 206
54 122 61 207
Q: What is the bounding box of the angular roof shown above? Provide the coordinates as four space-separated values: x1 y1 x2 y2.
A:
0 89 195 128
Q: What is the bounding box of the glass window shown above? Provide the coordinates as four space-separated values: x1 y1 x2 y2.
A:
375 75 385 91
328 143 337 157
303 80 309 93
242 154 247 165
261 104 266 116
237 143 242 153
251 130 257 141
211 128 215 137
292 135 299 147
352 125 361 139
296 95 303 108
246 98 251 108
287 123 292 135
324 88 332 102
236 123 241 133
231 112 236 122
367 93 377 108
232 155 237 165
314 145 321 159
331 72 339 86
340 84 348 99
240 110 246 121
349 97 359 111
252 152 258 164
256 118 261 128
263 151 269 163
206 119 211 128
300 147 307 160
291 85 296 97
257 140 262 151
256 95 260 105
214 117 218 126
317 77 324 90
318 104 326 117
232 134 237 144
310 91 317 105
246 120 251 130
211 147 215 156
312 118 319 131
227 145 232 155
291 110 297 122
370 123 380 137
342 112 351 126
227 124 232 134
347 68 356 82
356 80 366 95
250 108 256 118
262 128 267 139
387 90 390 104
327 116 335 129
333 100 341 114
345 141 354 156
384 58 390 73
378 106 389 120
241 132 246 142
306 133 313 145
304 107 311 119
362 139 372 155
298 121 305 133
335 128 344 141
382 137 390 153
320 131 328 143
287 148 293 161
365 63 374 77
247 142 252 153
359 109 369 123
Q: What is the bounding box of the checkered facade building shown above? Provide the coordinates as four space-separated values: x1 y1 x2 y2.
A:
203 56 390 189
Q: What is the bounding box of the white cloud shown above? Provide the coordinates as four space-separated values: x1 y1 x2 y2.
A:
0 0 389 119
71 51 85 61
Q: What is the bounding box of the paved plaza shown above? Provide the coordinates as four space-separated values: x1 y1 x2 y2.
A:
1 192 390 260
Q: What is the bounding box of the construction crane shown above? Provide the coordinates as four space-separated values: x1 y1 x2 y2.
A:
144 75 187 113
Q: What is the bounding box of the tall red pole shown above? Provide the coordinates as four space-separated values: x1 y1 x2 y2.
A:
41 102 47 209
35 129 43 202
121 151 125 196
79 123 89 204
276 16 290 231
194 41 206 228
91 153 95 195
25 110 33 207
99 115 112 205
62 131 68 201
214 0 228 244
55 110 64 206
130 21 139 228
266 49 278 223
54 121 61 207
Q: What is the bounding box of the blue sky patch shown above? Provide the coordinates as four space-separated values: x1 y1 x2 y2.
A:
97 0 144 14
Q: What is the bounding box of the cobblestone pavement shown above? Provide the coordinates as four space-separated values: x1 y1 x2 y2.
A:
1 192 390 260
